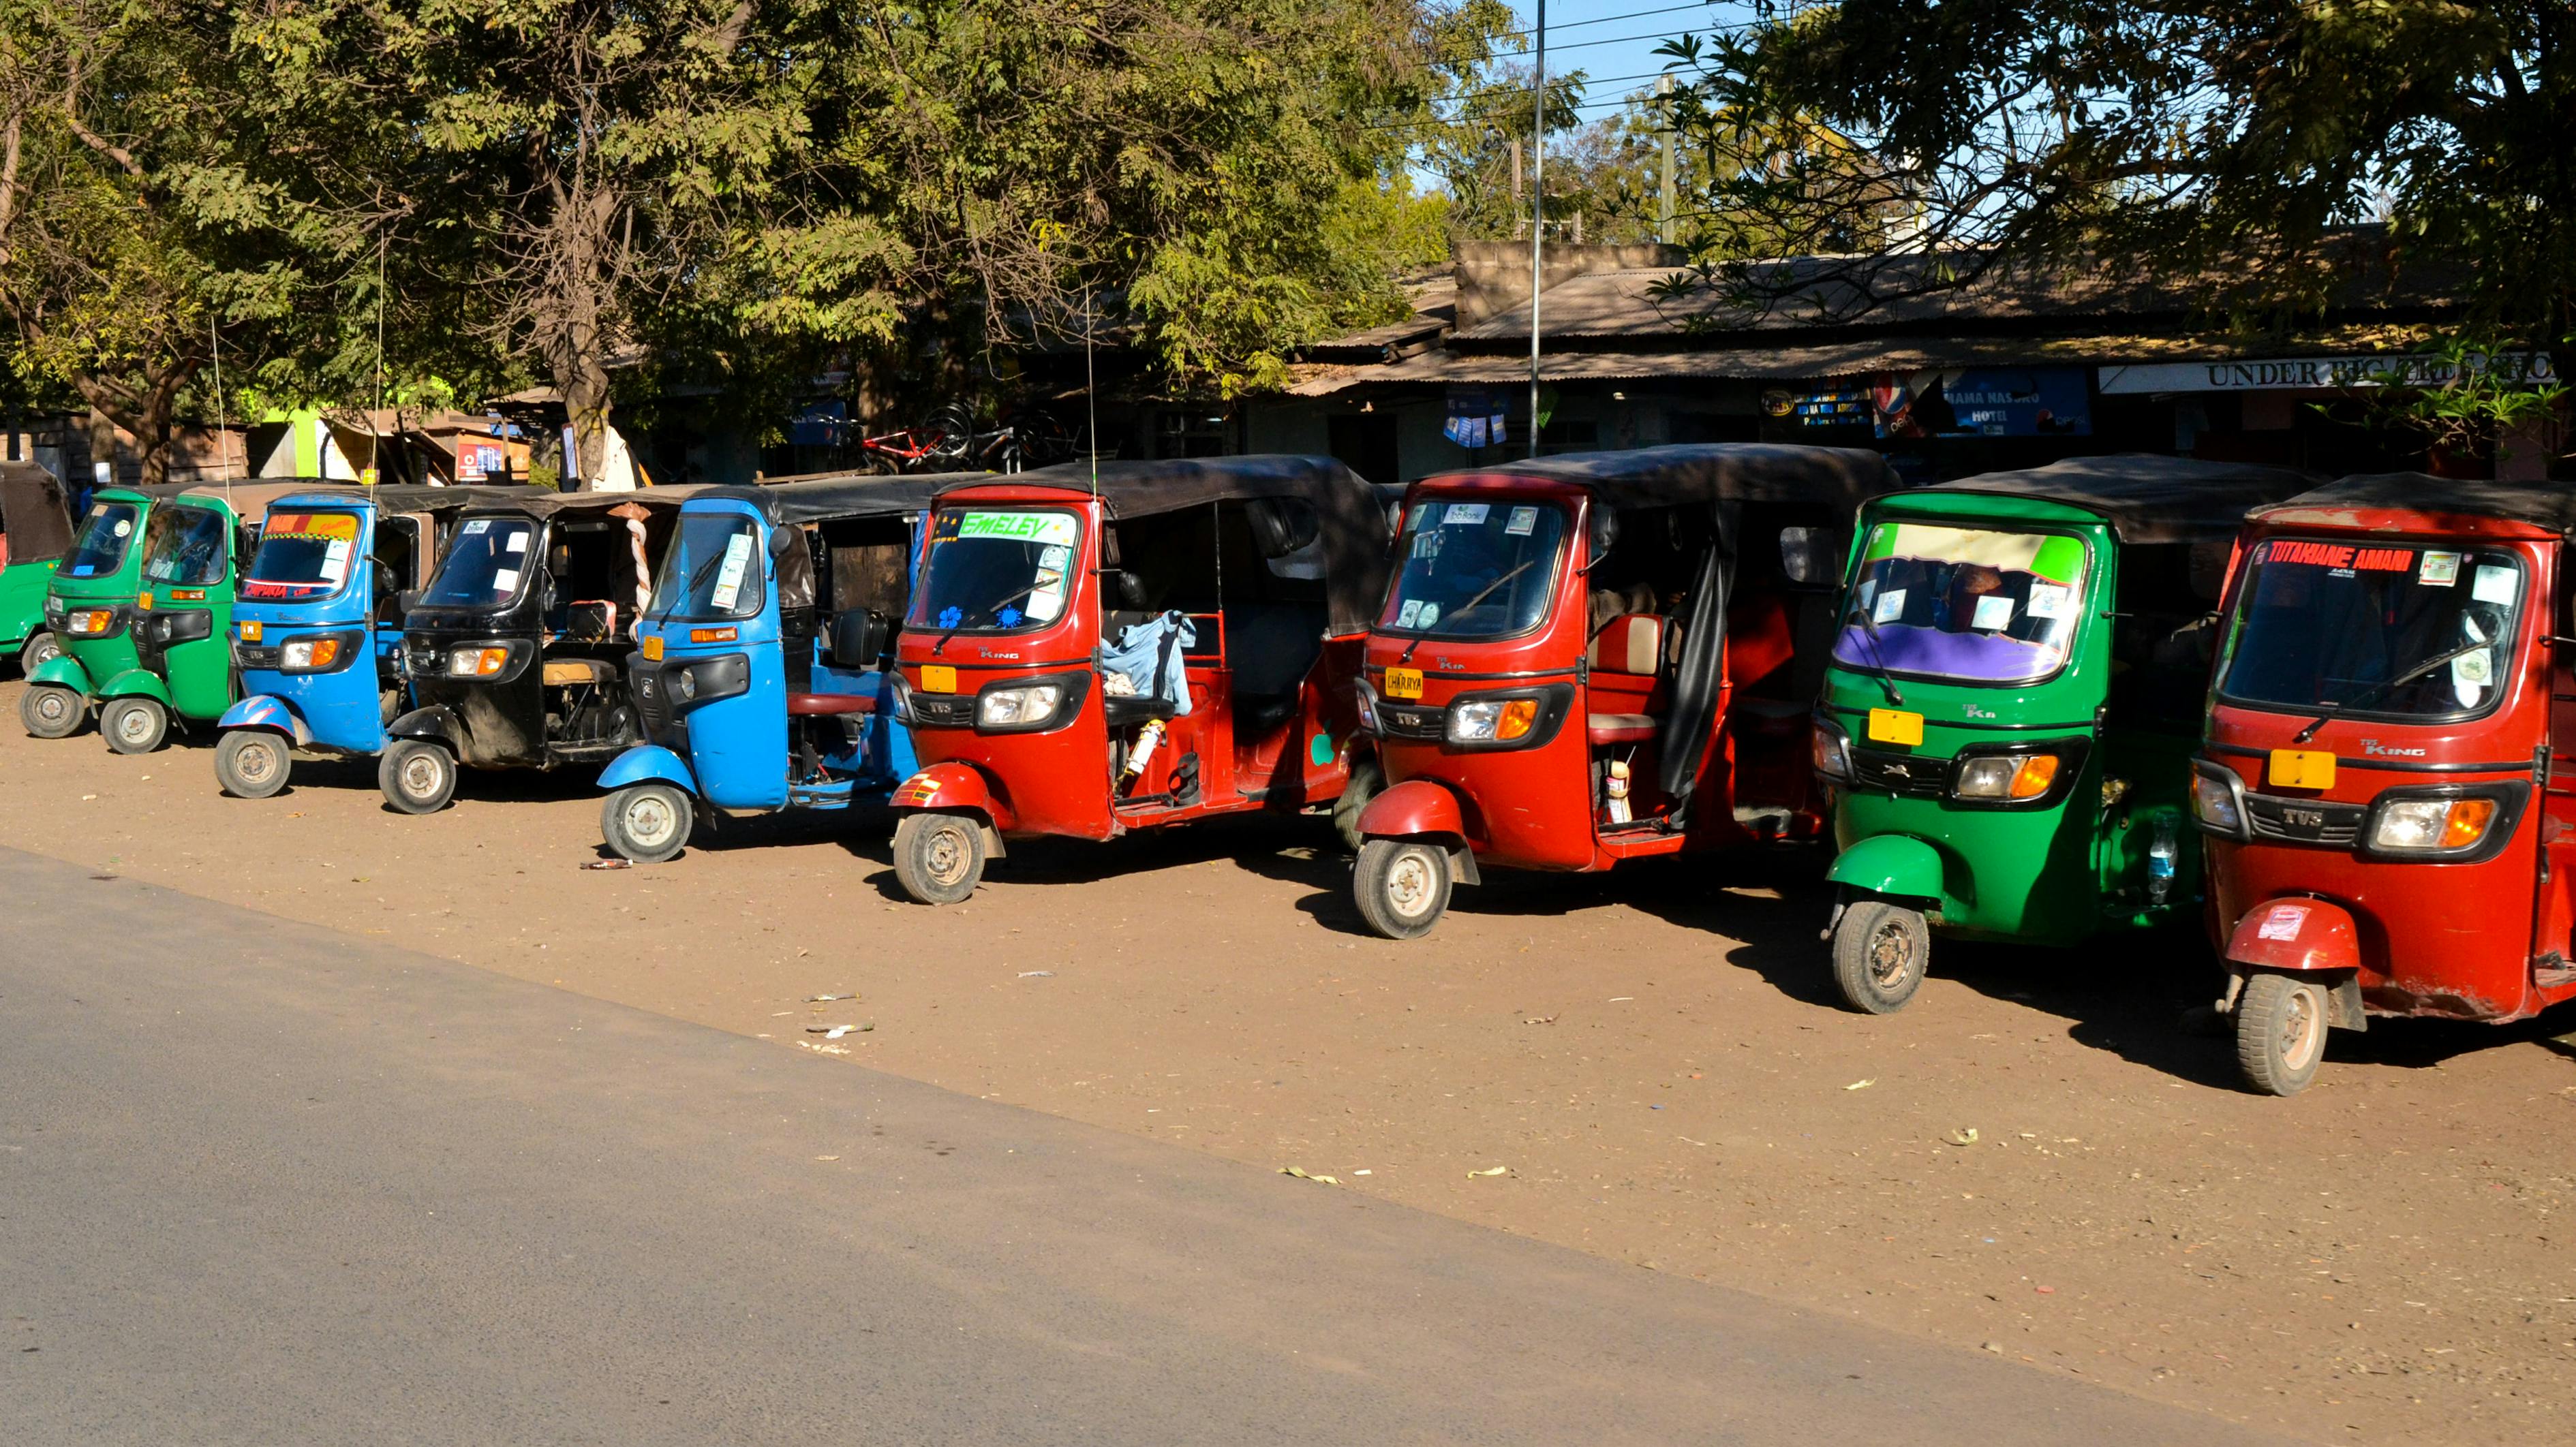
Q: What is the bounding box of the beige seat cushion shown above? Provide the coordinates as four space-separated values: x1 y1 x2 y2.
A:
542 657 617 687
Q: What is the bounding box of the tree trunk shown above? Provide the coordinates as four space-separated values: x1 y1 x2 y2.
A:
84 403 120 489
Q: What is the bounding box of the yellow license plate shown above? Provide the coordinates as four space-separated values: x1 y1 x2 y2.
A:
239 620 262 642
2268 748 2336 790
1865 709 1923 746
920 664 957 694
1384 666 1424 700
641 634 663 662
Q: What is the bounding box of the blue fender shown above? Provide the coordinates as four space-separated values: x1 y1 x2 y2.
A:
1827 833 1948 906
27 654 91 693
96 668 174 705
599 744 699 796
219 694 311 747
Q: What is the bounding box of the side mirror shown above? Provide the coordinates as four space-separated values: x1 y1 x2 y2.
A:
1580 507 1619 573
830 608 893 670
540 570 557 614
1779 527 1840 587
769 523 800 559
373 561 399 597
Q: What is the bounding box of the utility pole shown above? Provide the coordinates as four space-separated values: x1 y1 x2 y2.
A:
1509 136 1522 204
1657 74 1676 246
1528 0 1545 458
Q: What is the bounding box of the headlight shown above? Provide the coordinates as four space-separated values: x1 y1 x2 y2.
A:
1353 679 1381 734
281 637 340 671
671 666 699 702
1953 752 2060 800
448 644 510 677
2371 797 2496 852
1448 696 1539 744
979 683 1062 728
1811 720 1851 780
67 608 117 636
889 674 915 724
2192 771 2243 832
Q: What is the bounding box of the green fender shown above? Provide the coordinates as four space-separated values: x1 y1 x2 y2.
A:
1827 833 1948 906
27 653 93 694
96 667 173 705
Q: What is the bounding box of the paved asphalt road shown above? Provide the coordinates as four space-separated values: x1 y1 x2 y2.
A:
0 845 2299 1446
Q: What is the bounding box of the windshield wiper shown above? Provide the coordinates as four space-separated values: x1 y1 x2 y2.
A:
1399 561 1535 664
649 546 737 626
1841 602 1905 706
933 580 1043 655
2290 639 2493 743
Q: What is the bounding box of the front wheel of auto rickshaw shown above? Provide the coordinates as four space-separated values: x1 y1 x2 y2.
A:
1352 839 1452 940
1830 900 1931 1014
2233 971 2329 1097
20 682 85 738
18 630 61 674
602 783 694 865
893 811 985 904
1332 756 1385 854
215 729 292 799
102 696 168 755
379 738 458 815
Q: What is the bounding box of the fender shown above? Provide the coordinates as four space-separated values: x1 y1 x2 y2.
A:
95 668 173 705
218 694 311 747
598 744 699 796
386 704 462 748
1826 833 1947 906
27 654 92 694
889 761 1013 852
1355 779 1482 885
2224 896 2369 1030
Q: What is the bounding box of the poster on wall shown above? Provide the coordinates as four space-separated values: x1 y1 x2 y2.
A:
1443 388 1509 449
1761 386 1875 428
1873 367 2091 439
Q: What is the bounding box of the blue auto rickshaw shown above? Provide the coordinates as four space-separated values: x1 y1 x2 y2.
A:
213 484 532 798
595 474 946 861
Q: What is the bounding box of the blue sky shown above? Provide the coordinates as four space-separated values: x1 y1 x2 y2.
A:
1496 1 1761 123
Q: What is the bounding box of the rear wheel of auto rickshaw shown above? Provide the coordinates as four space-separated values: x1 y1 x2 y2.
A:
1352 839 1451 940
1332 756 1385 853
102 696 168 755
379 738 457 815
893 811 985 903
2234 971 2329 1097
214 729 292 799
602 783 694 864
1830 900 1930 1014
20 682 85 738
18 630 60 674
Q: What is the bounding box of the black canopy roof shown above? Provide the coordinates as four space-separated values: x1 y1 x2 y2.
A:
1927 454 2320 545
448 484 709 518
0 461 75 564
2256 472 2576 534
1434 444 1903 510
697 473 959 527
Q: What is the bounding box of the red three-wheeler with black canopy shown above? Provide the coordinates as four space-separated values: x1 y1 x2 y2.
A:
1346 444 1901 937
2198 472 2576 1093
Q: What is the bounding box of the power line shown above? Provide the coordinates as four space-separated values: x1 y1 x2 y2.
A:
1480 1 1740 44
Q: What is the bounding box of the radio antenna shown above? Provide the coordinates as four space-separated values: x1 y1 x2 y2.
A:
211 311 231 508
1084 281 1099 500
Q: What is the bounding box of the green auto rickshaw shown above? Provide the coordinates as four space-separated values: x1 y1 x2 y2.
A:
23 480 335 751
1 461 78 674
1809 455 2314 1012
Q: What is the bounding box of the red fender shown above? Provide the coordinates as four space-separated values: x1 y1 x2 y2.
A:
1356 779 1482 884
2224 897 2361 974
891 761 1018 834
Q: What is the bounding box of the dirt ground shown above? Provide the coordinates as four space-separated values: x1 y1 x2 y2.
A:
4 676 2572 1446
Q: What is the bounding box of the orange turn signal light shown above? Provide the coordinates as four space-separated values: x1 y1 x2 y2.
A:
77 610 114 633
2442 798 2498 848
689 626 739 644
1495 697 1540 741
305 637 343 670
2008 753 2061 799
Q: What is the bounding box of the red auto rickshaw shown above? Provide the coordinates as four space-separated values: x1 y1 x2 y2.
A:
2198 473 2576 1094
885 456 1392 903
1346 445 1900 937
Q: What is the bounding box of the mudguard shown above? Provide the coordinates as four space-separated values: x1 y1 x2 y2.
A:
1355 779 1482 885
599 745 699 796
889 761 1017 841
2224 897 2361 974
96 668 174 705
386 704 461 747
1827 833 1946 905
219 694 311 747
27 655 92 694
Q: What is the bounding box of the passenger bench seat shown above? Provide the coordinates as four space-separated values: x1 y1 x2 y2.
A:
1586 613 1664 747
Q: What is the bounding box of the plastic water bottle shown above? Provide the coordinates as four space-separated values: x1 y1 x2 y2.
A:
2147 814 2178 904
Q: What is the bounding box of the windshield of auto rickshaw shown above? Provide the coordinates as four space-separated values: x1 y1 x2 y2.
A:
910 508 1078 632
141 504 230 587
62 500 140 578
649 512 763 623
422 516 537 608
2216 537 2526 717
243 510 365 601
1379 499 1567 638
1833 522 2087 685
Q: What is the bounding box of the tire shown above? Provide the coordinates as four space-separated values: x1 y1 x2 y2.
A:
602 783 694 864
379 738 458 815
892 810 985 905
101 696 168 755
1332 756 1385 853
20 683 86 738
214 729 292 799
1352 838 1452 940
18 630 60 674
1830 899 1931 1014
2234 971 2329 1096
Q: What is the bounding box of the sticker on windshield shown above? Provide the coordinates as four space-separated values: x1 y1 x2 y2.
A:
1871 587 1907 625
320 539 352 582
709 530 754 610
2025 582 2072 620
1504 506 1539 536
1040 544 1071 570
2472 564 2518 605
957 510 1078 546
1395 599 1424 628
1442 503 1490 526
1970 593 2015 632
461 518 489 535
1026 566 1067 623
113 518 132 538
491 567 521 595
1417 602 1440 627
2419 550 2461 586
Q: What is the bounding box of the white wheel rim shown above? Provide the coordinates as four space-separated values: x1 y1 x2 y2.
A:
236 740 277 785
400 751 443 798
624 794 677 848
2278 985 2324 1072
923 824 970 888
35 691 68 724
1384 850 1437 919
116 706 154 745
